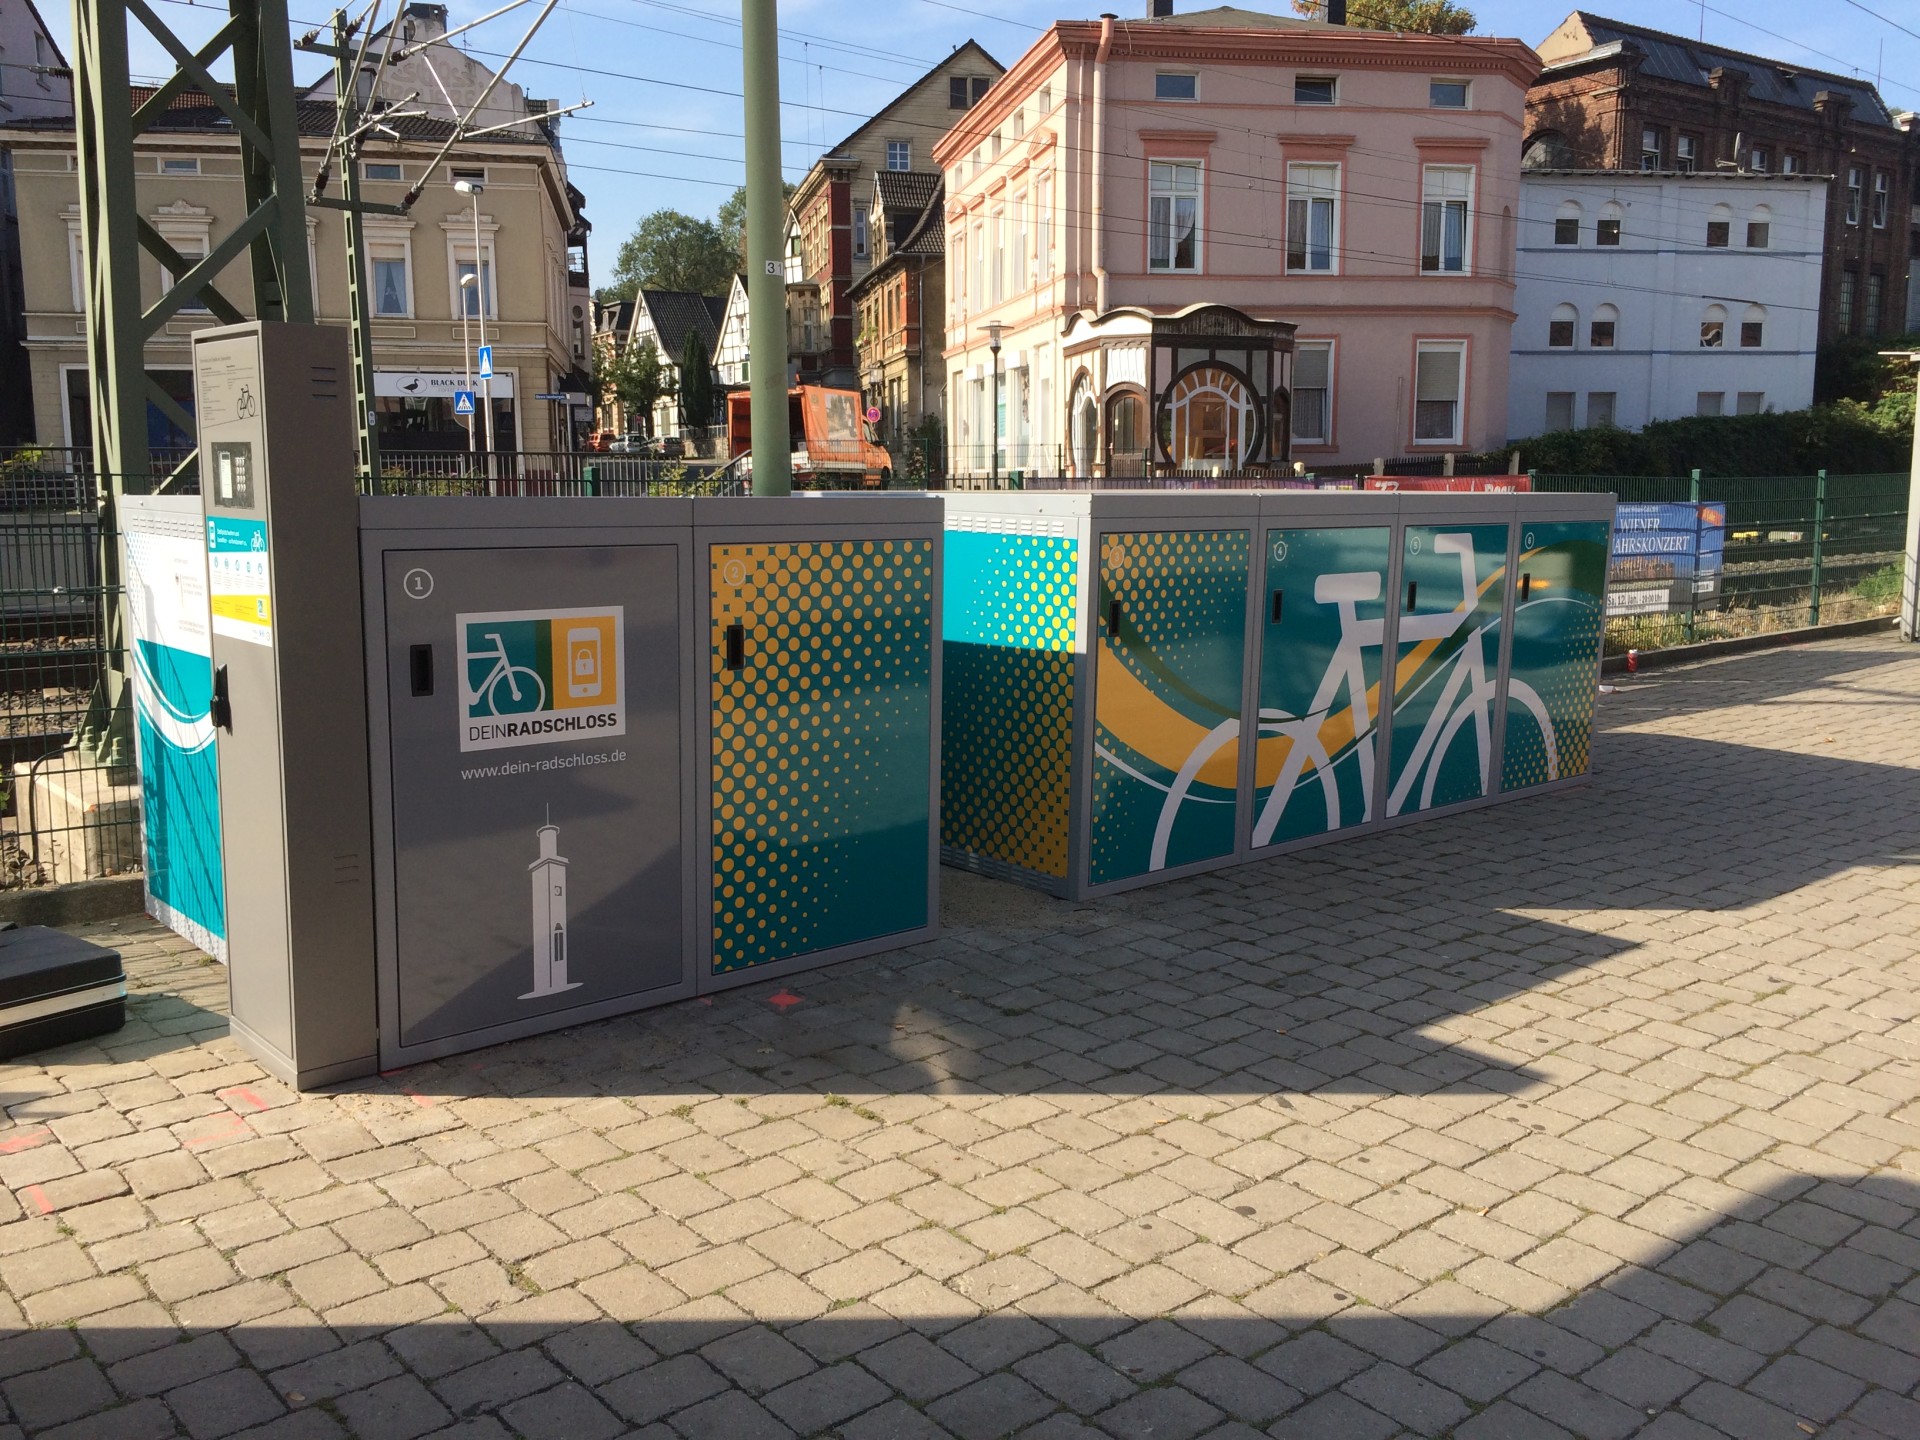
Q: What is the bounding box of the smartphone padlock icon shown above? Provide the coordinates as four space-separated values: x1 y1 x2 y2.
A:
566 627 603 699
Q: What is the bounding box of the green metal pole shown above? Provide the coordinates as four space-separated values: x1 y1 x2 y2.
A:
333 10 381 488
741 0 790 496
1810 470 1827 627
1685 468 1701 643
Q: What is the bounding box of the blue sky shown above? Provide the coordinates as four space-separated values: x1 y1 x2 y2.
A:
44 0 1920 267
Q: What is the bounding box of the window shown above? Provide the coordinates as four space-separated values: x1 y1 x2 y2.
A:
1421 167 1471 272
1700 305 1726 348
1597 216 1621 246
1740 319 1763 348
1554 216 1580 246
1038 85 1052 112
1013 191 1028 291
1544 392 1575 431
1839 269 1857 332
886 141 911 171
1285 163 1338 273
1747 219 1770 248
1872 172 1889 228
372 255 409 317
1736 392 1765 415
1696 392 1724 417
161 238 210 311
1295 76 1335 105
1413 343 1465 444
1865 272 1883 335
1291 342 1332 444
854 206 869 260
1148 161 1201 272
1548 304 1576 348
1846 167 1863 225
1155 73 1197 101
1675 134 1698 173
450 166 486 184
1706 220 1730 247
1750 147 1769 172
1586 392 1616 428
1639 126 1663 170
1430 80 1468 108
1782 153 1801 174
1037 175 1053 281
457 258 494 318
949 76 993 109
364 162 402 182
990 210 1004 301
1590 307 1616 348
159 157 199 175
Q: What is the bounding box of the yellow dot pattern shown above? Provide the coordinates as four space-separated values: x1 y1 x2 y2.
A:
1502 524 1609 791
1091 528 1249 886
710 539 934 973
940 532 1079 880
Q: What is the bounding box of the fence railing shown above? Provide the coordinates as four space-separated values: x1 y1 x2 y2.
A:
1536 469 1909 646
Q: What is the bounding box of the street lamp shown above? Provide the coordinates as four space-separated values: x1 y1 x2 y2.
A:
982 321 1003 489
454 178 493 465
459 272 478 458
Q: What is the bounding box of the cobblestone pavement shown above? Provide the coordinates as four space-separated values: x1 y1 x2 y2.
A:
2 633 1918 1440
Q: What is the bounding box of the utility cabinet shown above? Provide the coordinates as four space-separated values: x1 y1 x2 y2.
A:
941 491 1612 900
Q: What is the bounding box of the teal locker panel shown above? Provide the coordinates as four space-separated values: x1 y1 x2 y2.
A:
1090 529 1249 888
1386 522 1511 817
1502 520 1609 792
1250 525 1393 850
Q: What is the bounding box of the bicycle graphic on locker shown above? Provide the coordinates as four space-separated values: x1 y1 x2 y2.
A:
466 632 547 716
1250 531 1558 844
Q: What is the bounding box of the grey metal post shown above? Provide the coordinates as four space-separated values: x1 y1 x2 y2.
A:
990 339 1002 489
331 10 380 486
742 0 791 495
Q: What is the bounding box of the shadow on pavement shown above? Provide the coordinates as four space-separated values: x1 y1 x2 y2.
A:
3 1172 1915 1439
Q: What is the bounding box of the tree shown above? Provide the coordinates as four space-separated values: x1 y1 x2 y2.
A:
1290 0 1475 33
717 182 797 268
601 210 737 301
598 337 674 436
679 328 716 430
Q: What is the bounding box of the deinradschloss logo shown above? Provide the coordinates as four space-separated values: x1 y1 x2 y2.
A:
456 607 627 753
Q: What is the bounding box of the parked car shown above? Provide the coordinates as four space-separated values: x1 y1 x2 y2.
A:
608 434 647 454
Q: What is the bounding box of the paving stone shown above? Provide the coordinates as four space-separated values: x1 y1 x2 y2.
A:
330 1374 451 1440
1256 1331 1374 1395
496 1382 623 1440
925 1372 1056 1440
761 1361 893 1434
857 1331 979 1402
1263 1389 1398 1439
666 1388 797 1440
1743 1353 1867 1422
1095 1385 1222 1440
1175 1355 1300 1423
1413 1337 1538 1404
1012 1342 1134 1412
166 1366 287 1440
3 1357 114 1430
1340 1361 1471 1436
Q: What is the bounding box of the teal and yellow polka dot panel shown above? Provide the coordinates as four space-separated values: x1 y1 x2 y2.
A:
710 540 934 974
1091 529 1250 887
1502 522 1610 792
940 531 1079 879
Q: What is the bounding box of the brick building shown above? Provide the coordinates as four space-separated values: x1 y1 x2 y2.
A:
1525 12 1920 341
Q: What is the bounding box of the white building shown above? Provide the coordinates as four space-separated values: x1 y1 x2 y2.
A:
1511 171 1827 435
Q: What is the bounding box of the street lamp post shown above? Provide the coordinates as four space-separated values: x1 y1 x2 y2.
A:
459 272 478 459
455 179 494 469
984 321 1002 490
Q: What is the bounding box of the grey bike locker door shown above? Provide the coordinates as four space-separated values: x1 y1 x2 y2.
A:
1250 501 1396 854
378 541 686 1060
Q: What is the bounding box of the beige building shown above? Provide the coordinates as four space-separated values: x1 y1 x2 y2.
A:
0 3 590 456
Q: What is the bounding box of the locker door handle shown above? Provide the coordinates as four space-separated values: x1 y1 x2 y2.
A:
1405 581 1418 611
1270 589 1284 624
1107 600 1122 636
1520 573 1533 603
409 644 434 697
210 664 231 732
724 622 745 671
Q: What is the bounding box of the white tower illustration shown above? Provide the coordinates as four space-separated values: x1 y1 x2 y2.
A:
523 820 581 1000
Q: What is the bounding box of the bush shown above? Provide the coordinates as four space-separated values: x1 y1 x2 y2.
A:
1486 402 1912 478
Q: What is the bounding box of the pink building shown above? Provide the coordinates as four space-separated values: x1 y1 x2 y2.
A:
932 6 1539 477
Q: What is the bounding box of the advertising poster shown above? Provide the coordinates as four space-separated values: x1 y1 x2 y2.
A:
1607 501 1726 616
122 496 226 961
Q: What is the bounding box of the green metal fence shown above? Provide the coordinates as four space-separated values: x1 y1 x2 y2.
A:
1535 470 1909 648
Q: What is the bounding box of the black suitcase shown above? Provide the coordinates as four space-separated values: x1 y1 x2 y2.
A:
0 925 127 1060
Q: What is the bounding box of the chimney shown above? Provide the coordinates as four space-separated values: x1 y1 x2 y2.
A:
1148 1 1173 16
1327 0 1347 23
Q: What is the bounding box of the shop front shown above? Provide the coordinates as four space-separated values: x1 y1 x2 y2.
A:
374 370 517 453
